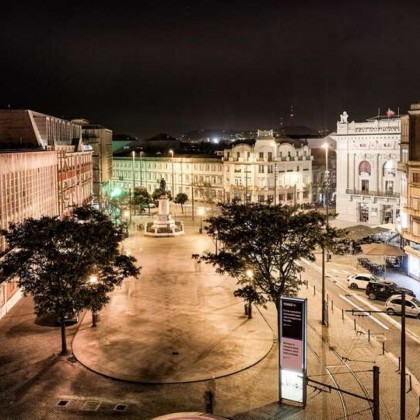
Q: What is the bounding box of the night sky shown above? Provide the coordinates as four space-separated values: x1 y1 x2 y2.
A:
2 0 420 138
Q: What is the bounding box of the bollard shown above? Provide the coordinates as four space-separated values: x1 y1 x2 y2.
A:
331 300 334 313
382 342 385 355
396 356 401 373
306 280 309 290
342 309 344 320
354 319 356 331
204 390 214 414
407 373 412 392
368 329 371 342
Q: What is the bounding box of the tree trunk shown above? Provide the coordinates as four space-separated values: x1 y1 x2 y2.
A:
92 311 97 327
248 301 253 319
60 318 68 355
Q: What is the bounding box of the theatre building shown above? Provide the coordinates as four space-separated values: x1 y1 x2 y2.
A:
332 111 401 225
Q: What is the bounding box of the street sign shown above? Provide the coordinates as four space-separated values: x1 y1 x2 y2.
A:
279 297 307 406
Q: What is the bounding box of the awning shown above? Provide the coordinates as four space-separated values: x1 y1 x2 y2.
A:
361 243 406 257
345 225 390 241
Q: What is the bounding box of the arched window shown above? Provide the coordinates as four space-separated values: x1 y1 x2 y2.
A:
359 161 371 175
383 160 396 177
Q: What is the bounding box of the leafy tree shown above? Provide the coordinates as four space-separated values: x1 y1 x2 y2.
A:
0 206 140 355
174 193 188 214
133 186 153 214
133 186 151 207
200 202 343 317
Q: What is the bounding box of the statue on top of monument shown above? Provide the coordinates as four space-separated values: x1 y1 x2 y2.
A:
160 178 166 192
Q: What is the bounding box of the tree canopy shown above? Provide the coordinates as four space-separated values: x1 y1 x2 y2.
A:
0 206 140 354
200 202 343 312
174 193 188 213
133 186 153 211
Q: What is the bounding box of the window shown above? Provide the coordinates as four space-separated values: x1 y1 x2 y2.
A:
359 161 371 175
259 152 264 160
413 173 420 184
236 152 240 159
268 152 273 161
258 195 265 202
361 180 369 192
267 165 273 174
383 161 396 177
258 165 265 174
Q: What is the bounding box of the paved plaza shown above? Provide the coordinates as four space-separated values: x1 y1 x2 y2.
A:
1 215 420 418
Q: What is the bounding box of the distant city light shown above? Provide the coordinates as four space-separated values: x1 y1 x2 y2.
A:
212 137 219 144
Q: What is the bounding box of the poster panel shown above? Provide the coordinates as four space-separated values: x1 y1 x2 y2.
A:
280 297 307 405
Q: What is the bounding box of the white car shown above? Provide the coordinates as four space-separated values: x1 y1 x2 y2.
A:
347 273 380 290
386 295 420 318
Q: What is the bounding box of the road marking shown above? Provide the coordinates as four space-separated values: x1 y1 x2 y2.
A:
351 294 420 344
339 294 389 330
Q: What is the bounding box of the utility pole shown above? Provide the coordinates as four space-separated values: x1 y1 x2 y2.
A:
321 143 329 326
274 162 277 205
401 291 406 420
373 365 380 420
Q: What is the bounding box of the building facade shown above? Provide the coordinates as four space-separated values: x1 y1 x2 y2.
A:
112 154 225 203
332 111 401 224
112 130 313 207
73 120 113 204
398 103 420 279
0 109 93 319
222 130 312 205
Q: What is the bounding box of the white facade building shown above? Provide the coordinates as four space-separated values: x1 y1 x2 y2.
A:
332 111 401 224
223 130 312 205
112 130 313 206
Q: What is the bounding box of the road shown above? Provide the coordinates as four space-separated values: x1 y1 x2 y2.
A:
301 253 420 396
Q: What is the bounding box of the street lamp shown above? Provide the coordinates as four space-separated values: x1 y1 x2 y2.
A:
321 143 330 326
132 151 135 218
197 207 205 234
139 151 143 187
169 149 174 198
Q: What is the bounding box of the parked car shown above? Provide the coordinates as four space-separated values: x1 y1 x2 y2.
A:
386 295 420 318
347 273 381 289
366 281 415 301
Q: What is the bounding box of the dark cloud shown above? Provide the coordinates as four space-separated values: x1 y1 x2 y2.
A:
1 0 420 137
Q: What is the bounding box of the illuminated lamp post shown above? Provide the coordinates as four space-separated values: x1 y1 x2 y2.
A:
321 143 330 326
139 151 144 187
169 149 174 197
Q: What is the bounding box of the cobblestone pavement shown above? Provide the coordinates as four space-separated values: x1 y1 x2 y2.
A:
0 217 419 419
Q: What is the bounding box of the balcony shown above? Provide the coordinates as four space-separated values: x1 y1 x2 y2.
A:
346 189 400 198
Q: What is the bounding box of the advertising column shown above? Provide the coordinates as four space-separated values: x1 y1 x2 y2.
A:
279 297 307 406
